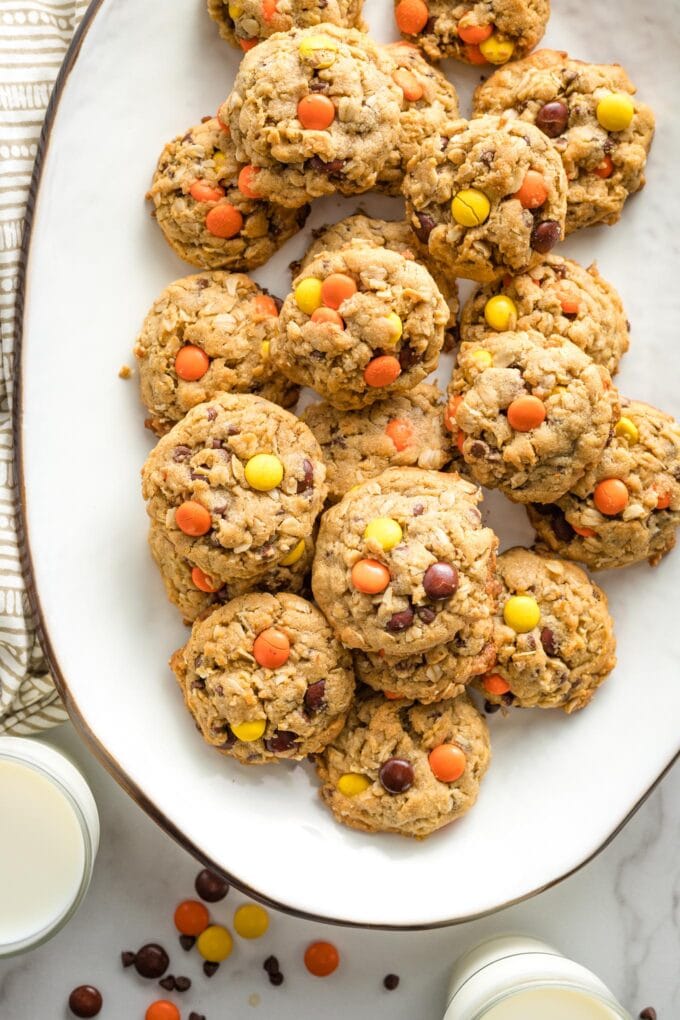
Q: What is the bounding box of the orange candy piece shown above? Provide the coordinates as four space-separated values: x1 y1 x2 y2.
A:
594 155 614 179
145 1002 180 1020
385 417 414 451
444 395 462 433
464 43 488 64
205 203 244 238
191 566 220 594
593 478 629 516
190 180 225 203
253 628 291 669
428 743 466 783
253 293 279 317
237 164 260 198
321 273 357 309
304 941 340 977
483 674 511 696
351 559 390 595
174 899 210 936
239 37 258 51
175 344 210 382
560 295 580 315
514 170 549 209
262 0 278 21
507 395 546 432
384 691 403 700
311 307 344 328
457 21 493 44
653 483 671 510
297 94 335 130
395 0 429 34
176 501 211 536
392 67 424 102
363 355 401 388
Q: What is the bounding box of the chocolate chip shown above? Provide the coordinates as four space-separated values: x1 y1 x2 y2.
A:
173 445 192 462
540 626 557 656
379 758 414 794
265 730 299 753
480 150 495 165
416 606 436 624
413 212 436 243
412 502 425 516
68 986 103 1018
531 220 561 254
270 971 285 986
550 507 575 541
296 458 314 493
121 951 136 967
175 976 192 992
424 15 437 32
159 976 176 991
179 935 196 951
189 1014 206 1020
195 868 229 903
206 407 217 421
203 961 220 977
196 276 210 289
271 294 283 313
263 955 280 974
386 607 415 632
484 700 501 714
470 441 487 458
384 974 400 991
308 155 346 174
501 692 515 706
309 80 329 92
304 679 326 713
423 562 459 600
639 1009 657 1020
398 343 418 371
134 944 169 979
535 100 569 138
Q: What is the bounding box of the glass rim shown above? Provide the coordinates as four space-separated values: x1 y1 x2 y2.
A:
473 977 631 1019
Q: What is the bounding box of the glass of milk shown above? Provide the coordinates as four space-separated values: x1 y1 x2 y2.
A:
0 735 100 957
444 935 630 1019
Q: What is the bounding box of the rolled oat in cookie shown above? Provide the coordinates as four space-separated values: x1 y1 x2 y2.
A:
207 0 366 49
171 593 354 764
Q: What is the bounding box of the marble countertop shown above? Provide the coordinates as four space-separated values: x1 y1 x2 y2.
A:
0 724 677 1019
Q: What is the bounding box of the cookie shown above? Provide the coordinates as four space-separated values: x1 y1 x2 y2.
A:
394 0 549 66
295 213 459 343
141 393 327 581
447 330 617 504
220 25 402 208
207 0 365 49
314 692 491 837
473 547 616 713
526 399 680 570
276 245 448 410
376 42 460 195
134 272 298 435
147 117 309 270
149 522 314 624
403 115 568 283
170 593 355 765
460 255 630 376
312 467 499 655
472 50 656 233
301 383 452 503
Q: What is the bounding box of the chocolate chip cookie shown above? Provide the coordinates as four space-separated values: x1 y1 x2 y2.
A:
171 593 355 764
473 50 656 233
207 0 365 49
403 115 568 283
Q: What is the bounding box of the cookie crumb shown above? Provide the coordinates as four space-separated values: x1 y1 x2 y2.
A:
248 993 261 1007
118 364 133 379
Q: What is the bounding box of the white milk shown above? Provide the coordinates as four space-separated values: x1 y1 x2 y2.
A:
482 987 621 1019
0 737 99 956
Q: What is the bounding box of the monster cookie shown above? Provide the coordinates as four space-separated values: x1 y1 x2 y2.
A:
276 246 448 410
220 26 401 208
460 255 629 376
473 547 616 713
447 330 617 504
141 393 327 581
527 399 680 570
301 384 451 503
312 467 498 655
148 117 309 270
134 272 298 435
314 692 491 837
376 42 460 194
149 522 314 624
170 593 354 764
473 50 656 233
207 0 365 50
394 0 549 66
403 116 568 283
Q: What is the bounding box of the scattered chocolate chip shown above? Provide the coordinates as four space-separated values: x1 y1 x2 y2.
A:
535 100 569 138
398 343 418 371
270 971 285 986
195 868 230 903
379 758 414 794
384 974 400 991
501 692 515 706
413 211 436 243
484 700 501 714
639 1009 657 1020
203 961 220 977
540 626 557 656
423 562 459 600
297 458 315 493
134 943 169 979
68 986 103 1018
175 976 192 992
173 445 193 462
531 220 561 254
179 935 196 951
308 155 346 174
412 502 425 516
304 679 326 713
265 730 299 753
264 955 280 974
121 951 136 968
159 976 176 991
416 606 436 624
386 607 415 632
189 1014 206 1020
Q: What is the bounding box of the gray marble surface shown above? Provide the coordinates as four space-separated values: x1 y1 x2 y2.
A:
0 724 677 1019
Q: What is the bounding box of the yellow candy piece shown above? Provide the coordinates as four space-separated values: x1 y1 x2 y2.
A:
244 453 284 491
197 925 234 963
385 312 403 344
503 595 541 633
228 2 243 18
260 340 270 359
451 188 491 227
280 538 306 566
232 719 266 742
484 294 517 331
479 34 515 64
234 903 269 939
213 151 226 166
298 34 338 68
294 277 323 315
337 773 371 797
364 516 403 551
615 416 639 445
471 349 493 370
596 93 634 132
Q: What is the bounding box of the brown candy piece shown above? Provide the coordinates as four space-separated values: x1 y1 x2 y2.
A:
531 220 562 254
423 562 458 600
304 679 326 713
134 943 169 979
379 758 414 794
535 101 569 138
195 868 229 903
68 986 103 1018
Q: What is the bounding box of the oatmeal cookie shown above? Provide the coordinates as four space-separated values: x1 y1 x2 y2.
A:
276 245 448 410
315 692 490 837
141 393 327 581
403 116 568 283
171 593 354 764
207 0 365 49
312 467 498 655
147 117 308 270
473 50 656 233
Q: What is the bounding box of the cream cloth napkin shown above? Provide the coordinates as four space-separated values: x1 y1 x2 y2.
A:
0 0 88 734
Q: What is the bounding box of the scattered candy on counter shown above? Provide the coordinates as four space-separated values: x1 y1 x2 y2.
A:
263 954 284 986
174 901 210 937
639 1008 657 1020
384 974 400 991
68 985 103 1018
304 940 340 977
145 1001 180 1020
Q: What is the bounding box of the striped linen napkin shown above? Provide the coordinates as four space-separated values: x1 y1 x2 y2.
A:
0 0 88 734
